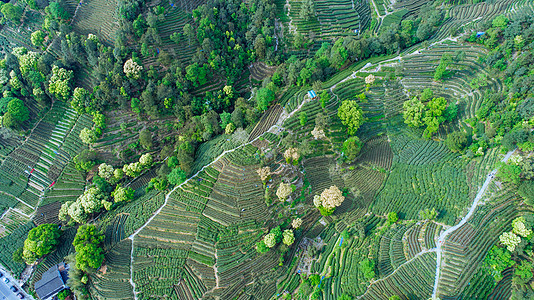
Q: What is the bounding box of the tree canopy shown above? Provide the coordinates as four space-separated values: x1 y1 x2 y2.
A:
22 224 61 264
338 100 365 135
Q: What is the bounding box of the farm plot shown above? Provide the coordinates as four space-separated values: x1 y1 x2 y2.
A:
0 221 34 276
0 101 90 211
362 251 437 299
40 161 85 207
90 240 135 300
371 136 470 225
435 189 523 299
248 104 284 142
71 0 120 46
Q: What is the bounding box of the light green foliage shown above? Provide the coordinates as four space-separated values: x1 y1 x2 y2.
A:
124 58 143 79
49 66 74 101
403 97 425 127
423 97 447 138
419 208 438 220
360 259 375 280
387 212 398 223
484 246 515 282
70 87 90 114
497 162 522 185
1 4 23 24
256 87 275 111
18 52 39 75
282 229 295 246
31 31 45 47
73 225 104 272
389 296 401 300
79 128 97 144
492 15 509 28
22 224 61 264
113 168 124 181
512 217 532 238
300 112 308 126
331 38 348 69
112 185 134 203
338 100 365 135
342 136 363 162
8 71 21 90
500 231 521 252
167 168 187 185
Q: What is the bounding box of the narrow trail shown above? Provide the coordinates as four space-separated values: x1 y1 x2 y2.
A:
431 149 516 299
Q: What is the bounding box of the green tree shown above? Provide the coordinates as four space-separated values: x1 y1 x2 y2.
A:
320 90 330 108
1 4 23 24
282 229 295 246
4 98 29 128
338 100 365 135
403 97 425 127
57 289 72 300
419 208 438 220
518 181 534 205
299 112 308 126
497 163 522 185
31 30 45 47
183 23 195 46
22 224 61 264
256 87 275 111
446 131 468 152
139 129 153 150
256 240 269 253
387 212 398 223
47 1 70 19
342 136 363 162
73 225 104 272
492 15 508 28
360 259 375 280
167 167 187 185
389 296 401 300
12 247 24 264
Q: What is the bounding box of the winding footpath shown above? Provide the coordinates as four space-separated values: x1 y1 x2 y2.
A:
431 149 516 299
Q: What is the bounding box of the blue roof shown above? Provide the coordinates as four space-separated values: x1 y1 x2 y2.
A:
308 90 317 98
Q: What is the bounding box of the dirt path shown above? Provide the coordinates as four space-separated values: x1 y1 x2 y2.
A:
431 149 515 299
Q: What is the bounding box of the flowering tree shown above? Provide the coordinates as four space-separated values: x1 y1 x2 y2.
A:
276 182 292 201
112 185 134 203
284 147 300 164
124 58 143 79
292 218 303 229
139 153 153 167
98 163 114 180
500 231 521 252
283 229 295 246
311 126 326 139
48 65 74 101
256 166 271 183
264 233 276 248
320 185 345 209
123 162 142 177
79 128 97 144
365 74 375 86
512 217 532 238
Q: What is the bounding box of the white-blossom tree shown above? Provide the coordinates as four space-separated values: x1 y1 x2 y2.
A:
292 218 303 229
139 153 153 167
365 74 375 86
79 128 97 144
124 58 143 79
512 217 532 238
283 229 295 246
311 126 326 139
256 166 271 183
276 182 292 201
500 231 521 252
98 163 114 180
264 233 276 248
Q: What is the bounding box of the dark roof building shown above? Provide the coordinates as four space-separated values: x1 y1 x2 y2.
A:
35 262 69 300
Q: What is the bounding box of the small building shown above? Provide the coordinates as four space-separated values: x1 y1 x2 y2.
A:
308 90 318 100
35 262 70 300
476 31 485 38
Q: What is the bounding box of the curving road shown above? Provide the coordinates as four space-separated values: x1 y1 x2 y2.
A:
431 149 516 299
